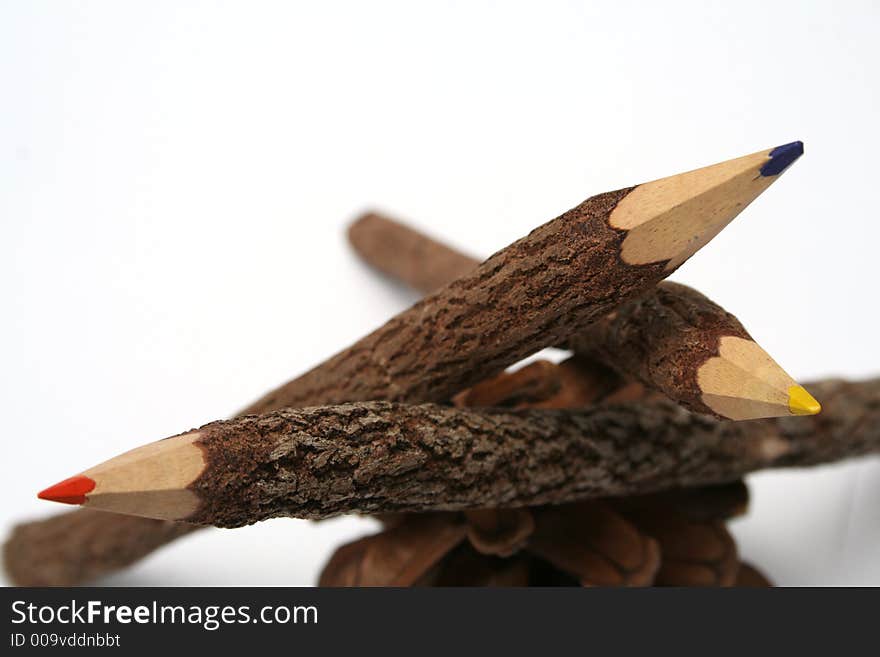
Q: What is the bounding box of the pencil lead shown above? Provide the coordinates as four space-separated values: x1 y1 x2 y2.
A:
38 475 95 505
788 385 822 416
760 141 804 177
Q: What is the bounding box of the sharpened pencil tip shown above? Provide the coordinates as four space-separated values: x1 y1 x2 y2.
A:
760 141 804 177
788 385 821 416
38 475 95 505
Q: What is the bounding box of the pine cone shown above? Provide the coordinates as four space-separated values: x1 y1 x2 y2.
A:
318 480 768 587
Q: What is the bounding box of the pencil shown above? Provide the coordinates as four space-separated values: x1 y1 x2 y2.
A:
37 377 880 526
348 214 819 420
16 376 878 584
573 282 821 420
251 143 805 411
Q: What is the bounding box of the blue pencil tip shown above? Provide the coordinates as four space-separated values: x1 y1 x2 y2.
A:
760 141 804 177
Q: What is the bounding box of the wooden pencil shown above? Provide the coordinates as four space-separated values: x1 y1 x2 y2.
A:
36 376 880 527
14 374 876 585
572 282 821 419
250 143 804 411
348 212 819 420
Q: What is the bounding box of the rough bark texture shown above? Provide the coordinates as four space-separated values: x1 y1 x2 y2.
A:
567 282 753 416
348 213 479 294
248 186 676 413
188 377 880 527
348 212 761 416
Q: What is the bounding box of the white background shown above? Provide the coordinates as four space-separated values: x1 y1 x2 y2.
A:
1 1 878 586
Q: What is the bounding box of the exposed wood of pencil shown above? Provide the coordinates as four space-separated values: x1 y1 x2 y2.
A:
250 145 799 412
37 377 880 527
347 212 819 420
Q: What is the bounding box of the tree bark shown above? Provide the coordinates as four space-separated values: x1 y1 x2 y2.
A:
188 378 880 527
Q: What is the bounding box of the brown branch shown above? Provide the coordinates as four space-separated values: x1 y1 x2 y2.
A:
183 377 880 527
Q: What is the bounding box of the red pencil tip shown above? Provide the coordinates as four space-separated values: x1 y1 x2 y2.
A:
38 475 96 505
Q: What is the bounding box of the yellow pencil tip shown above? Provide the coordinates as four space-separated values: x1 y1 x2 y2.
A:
788 385 821 416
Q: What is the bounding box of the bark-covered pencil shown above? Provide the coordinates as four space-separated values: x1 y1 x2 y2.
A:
347 210 819 420
36 377 880 527
15 374 873 585
251 143 805 411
